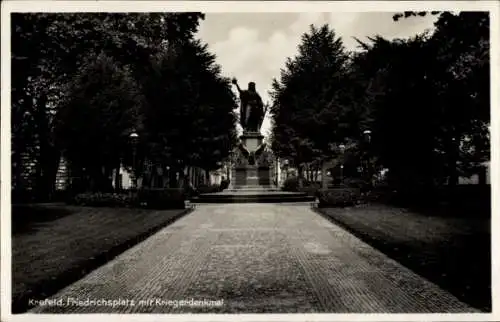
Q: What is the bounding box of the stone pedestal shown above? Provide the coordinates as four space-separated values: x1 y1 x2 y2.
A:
240 132 263 151
229 131 274 190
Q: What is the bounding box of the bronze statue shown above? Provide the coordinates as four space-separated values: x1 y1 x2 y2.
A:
232 78 265 132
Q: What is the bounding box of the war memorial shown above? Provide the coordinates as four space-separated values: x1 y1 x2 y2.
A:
194 78 314 203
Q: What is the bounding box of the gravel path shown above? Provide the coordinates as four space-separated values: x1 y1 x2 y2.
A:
28 204 477 313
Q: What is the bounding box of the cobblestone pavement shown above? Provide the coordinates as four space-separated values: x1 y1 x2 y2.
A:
29 204 477 313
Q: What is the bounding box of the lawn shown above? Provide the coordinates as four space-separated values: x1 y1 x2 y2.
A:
11 204 192 313
315 204 491 312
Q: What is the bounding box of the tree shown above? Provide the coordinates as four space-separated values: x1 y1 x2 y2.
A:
390 11 490 186
139 39 237 188
270 11 490 193
11 13 205 196
55 53 142 192
270 24 352 187
347 11 490 190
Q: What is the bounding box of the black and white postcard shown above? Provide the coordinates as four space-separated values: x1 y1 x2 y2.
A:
1 1 499 321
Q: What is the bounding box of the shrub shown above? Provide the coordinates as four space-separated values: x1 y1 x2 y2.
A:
70 188 188 209
343 178 371 190
196 184 222 194
12 189 74 204
317 187 361 207
137 188 186 209
298 183 321 197
183 185 198 199
12 189 36 204
220 179 230 190
282 176 299 191
70 192 136 207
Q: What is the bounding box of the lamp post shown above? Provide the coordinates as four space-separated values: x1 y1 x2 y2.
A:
362 129 372 186
129 131 139 190
339 144 345 185
166 165 170 188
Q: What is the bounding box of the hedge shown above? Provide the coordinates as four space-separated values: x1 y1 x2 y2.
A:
70 188 187 209
317 187 361 207
196 184 223 194
282 176 300 192
137 188 186 209
71 192 136 207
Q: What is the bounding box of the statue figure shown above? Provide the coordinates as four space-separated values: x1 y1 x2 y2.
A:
232 78 265 132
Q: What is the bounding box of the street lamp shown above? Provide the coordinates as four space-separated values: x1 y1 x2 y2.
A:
339 144 346 185
129 131 139 190
362 129 372 187
363 130 372 143
166 165 170 188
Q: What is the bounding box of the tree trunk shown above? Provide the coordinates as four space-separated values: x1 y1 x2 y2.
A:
184 165 193 187
448 138 459 187
114 160 122 191
205 168 210 185
169 167 177 188
321 160 328 189
298 165 304 188
177 166 185 189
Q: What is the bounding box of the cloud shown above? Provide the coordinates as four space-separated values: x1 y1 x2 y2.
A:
197 12 438 135
327 12 437 51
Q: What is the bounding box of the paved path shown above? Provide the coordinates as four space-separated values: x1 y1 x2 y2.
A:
29 204 476 313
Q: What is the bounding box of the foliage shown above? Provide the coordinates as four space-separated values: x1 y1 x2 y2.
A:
71 192 137 207
196 184 223 194
317 188 361 207
271 12 490 193
141 40 237 177
282 176 300 192
12 12 238 196
70 188 187 209
137 188 187 209
298 185 322 197
270 24 351 169
11 13 204 196
55 53 142 192
220 179 230 190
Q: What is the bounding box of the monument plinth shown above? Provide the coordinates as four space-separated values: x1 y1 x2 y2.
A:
230 131 274 189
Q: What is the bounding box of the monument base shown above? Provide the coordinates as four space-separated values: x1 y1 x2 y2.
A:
240 131 264 151
227 131 276 190
193 131 314 203
231 166 273 188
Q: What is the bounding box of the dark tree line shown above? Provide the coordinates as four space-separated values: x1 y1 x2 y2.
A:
271 11 490 190
12 13 238 198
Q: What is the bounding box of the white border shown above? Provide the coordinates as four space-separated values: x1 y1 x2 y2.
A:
1 1 499 322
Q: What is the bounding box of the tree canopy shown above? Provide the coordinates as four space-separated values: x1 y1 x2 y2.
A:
12 12 237 195
271 12 490 189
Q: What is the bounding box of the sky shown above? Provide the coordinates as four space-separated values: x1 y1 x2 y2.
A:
195 12 439 136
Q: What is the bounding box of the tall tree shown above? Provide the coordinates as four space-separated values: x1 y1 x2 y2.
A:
140 39 237 187
389 11 490 186
11 13 205 196
270 24 351 186
348 11 490 189
55 53 142 192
